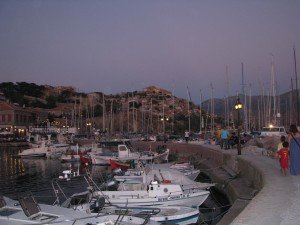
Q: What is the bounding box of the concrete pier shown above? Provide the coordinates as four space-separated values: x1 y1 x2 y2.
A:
133 141 300 225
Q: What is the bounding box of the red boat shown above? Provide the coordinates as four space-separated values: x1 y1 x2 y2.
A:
109 159 130 170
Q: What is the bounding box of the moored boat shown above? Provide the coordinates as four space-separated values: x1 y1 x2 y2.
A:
18 141 48 158
90 144 169 165
97 180 210 208
0 194 158 225
109 159 131 170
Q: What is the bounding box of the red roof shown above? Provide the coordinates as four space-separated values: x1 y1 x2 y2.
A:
0 101 20 110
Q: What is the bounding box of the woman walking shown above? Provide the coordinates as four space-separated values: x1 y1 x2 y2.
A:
288 124 300 175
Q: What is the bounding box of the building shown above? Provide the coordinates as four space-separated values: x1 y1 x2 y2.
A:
0 102 47 135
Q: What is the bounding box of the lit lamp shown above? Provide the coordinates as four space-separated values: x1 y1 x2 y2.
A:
234 97 243 155
86 122 92 135
160 117 169 134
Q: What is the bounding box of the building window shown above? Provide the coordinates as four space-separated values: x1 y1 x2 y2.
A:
16 114 19 123
2 115 5 122
8 114 12 122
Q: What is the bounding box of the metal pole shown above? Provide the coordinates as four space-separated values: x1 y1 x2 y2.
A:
294 46 299 125
237 108 241 155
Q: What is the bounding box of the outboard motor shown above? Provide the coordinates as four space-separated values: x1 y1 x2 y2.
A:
112 168 123 175
90 196 105 213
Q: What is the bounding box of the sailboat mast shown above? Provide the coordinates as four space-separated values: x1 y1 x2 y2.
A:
150 98 153 133
249 83 252 130
241 62 248 132
132 91 134 132
270 54 276 125
172 85 175 134
186 86 191 133
102 93 105 133
199 89 202 133
127 93 130 133
226 65 229 127
210 83 214 133
294 46 299 125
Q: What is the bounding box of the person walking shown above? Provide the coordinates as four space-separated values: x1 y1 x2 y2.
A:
184 130 189 143
288 124 300 175
220 127 229 149
277 141 289 176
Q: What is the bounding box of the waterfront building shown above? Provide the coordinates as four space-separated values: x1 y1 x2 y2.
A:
0 101 47 135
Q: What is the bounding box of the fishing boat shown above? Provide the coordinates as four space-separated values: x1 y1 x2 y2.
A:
96 180 210 208
90 144 169 165
0 194 158 225
113 162 204 187
52 178 200 225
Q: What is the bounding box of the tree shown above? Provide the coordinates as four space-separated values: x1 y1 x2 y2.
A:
94 104 103 117
45 95 57 108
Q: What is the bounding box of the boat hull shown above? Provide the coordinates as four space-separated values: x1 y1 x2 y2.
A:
99 190 209 208
110 159 130 170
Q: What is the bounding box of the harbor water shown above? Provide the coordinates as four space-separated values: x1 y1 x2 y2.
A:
0 145 230 224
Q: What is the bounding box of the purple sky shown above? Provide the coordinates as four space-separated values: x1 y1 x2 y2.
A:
0 0 299 101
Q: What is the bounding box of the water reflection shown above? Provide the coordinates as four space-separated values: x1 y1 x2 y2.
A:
0 146 106 204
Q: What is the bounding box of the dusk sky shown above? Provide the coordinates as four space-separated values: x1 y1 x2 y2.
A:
0 0 299 101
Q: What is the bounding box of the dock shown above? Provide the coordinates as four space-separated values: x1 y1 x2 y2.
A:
133 141 300 225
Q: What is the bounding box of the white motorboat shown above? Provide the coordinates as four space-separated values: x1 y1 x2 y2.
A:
113 163 212 191
102 205 200 225
18 141 70 158
90 144 169 165
96 179 210 208
18 141 48 158
52 179 199 225
157 162 201 181
0 194 158 225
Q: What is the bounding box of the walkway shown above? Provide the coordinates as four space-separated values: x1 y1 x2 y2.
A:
196 142 300 225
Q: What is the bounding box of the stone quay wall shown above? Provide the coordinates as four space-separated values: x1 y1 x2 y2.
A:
133 141 264 225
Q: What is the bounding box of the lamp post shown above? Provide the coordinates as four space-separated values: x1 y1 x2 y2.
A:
86 122 92 137
160 117 169 133
234 97 243 155
160 116 169 143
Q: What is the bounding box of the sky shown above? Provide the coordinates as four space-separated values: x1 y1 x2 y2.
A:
0 0 300 102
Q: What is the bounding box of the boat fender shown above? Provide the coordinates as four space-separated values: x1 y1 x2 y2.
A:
162 179 171 184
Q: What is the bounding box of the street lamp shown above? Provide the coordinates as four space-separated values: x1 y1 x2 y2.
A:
86 122 92 136
234 97 243 155
160 116 169 143
160 117 169 134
